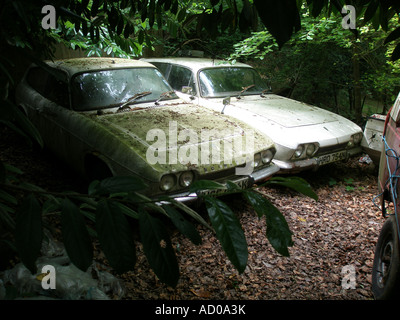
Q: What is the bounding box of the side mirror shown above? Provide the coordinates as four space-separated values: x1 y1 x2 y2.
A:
223 96 231 106
181 86 193 95
221 97 231 114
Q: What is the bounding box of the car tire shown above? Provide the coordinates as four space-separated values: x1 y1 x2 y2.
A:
372 215 400 299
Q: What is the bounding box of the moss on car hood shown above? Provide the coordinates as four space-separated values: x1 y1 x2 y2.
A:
85 103 274 174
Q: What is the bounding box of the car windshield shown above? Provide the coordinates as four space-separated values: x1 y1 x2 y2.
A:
71 67 177 111
199 67 268 98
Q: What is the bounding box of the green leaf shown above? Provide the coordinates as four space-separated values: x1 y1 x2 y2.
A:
0 205 15 230
364 0 380 23
263 176 318 201
254 0 301 48
96 200 136 274
0 189 17 205
139 207 179 287
61 198 93 271
169 199 212 230
118 203 139 220
15 194 43 274
0 100 43 148
89 176 147 195
91 0 99 17
189 180 226 193
204 196 248 273
4 163 23 175
162 204 202 245
391 43 400 62
243 190 293 256
384 26 400 45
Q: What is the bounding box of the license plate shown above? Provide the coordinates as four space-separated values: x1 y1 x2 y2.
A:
198 177 251 196
316 151 347 166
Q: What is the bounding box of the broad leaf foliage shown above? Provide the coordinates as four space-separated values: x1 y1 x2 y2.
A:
1 159 317 286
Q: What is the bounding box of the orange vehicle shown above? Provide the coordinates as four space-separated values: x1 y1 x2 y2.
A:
373 92 400 299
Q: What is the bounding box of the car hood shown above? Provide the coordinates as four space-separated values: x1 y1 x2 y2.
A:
86 103 274 173
213 94 340 128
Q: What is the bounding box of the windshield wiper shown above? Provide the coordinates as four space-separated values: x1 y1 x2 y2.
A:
236 85 255 99
116 91 152 112
155 91 175 105
260 88 272 97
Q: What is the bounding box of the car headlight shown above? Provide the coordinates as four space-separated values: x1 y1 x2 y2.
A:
160 174 176 191
293 143 319 159
179 171 194 187
254 153 262 167
306 143 318 157
294 145 304 158
348 133 363 148
353 132 363 144
261 149 274 164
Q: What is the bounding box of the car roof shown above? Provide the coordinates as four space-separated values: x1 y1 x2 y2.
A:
44 57 155 77
142 57 253 73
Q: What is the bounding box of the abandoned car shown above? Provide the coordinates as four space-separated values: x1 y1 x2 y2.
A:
15 57 280 201
373 92 400 299
143 57 364 172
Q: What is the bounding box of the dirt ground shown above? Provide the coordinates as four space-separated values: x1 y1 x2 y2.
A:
0 126 383 300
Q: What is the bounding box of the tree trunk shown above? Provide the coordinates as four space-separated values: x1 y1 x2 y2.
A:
352 42 362 123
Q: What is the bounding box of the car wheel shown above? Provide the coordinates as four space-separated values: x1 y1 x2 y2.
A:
372 215 400 299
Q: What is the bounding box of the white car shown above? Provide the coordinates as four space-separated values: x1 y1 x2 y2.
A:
143 57 364 172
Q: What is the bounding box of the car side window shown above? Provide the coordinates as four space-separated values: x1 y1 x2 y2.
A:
45 72 69 108
26 67 69 108
152 62 170 77
168 65 196 95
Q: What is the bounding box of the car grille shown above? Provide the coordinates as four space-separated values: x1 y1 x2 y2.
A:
199 166 237 181
315 142 349 156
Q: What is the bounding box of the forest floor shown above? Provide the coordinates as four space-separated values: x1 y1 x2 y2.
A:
0 126 383 300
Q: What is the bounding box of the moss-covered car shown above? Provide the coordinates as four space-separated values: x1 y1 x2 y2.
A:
15 57 279 201
143 57 363 173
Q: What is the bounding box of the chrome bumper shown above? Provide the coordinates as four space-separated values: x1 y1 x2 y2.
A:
167 163 280 203
273 146 362 172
